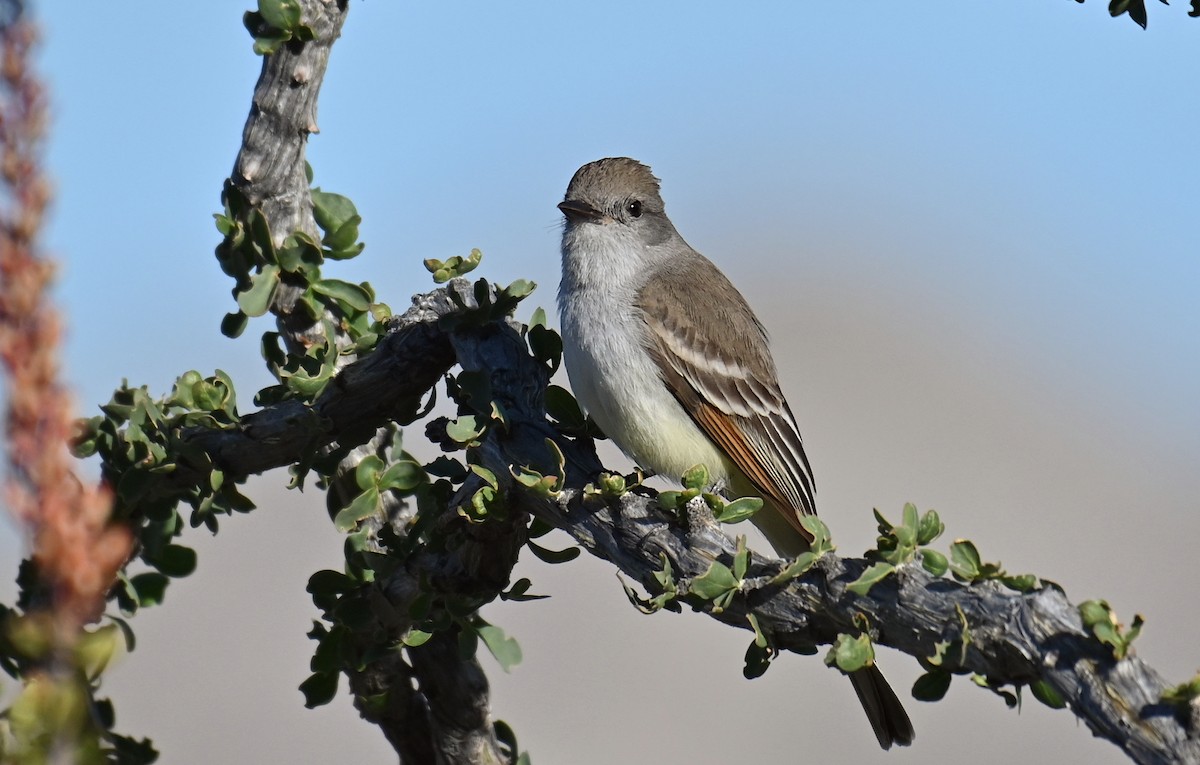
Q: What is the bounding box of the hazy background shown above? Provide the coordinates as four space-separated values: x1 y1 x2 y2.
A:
1 2 1196 763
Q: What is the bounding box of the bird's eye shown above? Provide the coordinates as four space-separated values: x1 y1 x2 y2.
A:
626 200 643 218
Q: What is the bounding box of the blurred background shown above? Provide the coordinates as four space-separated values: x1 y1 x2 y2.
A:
1 1 1196 763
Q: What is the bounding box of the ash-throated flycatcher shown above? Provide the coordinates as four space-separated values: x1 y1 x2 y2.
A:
556 157 914 750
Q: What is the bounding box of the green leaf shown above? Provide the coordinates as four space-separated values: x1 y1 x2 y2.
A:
527 324 562 372
402 630 433 647
313 279 371 311
690 561 738 600
526 539 580 565
221 310 249 338
657 491 683 511
446 415 484 445
235 264 280 317
1078 600 1143 658
252 31 289 56
1029 679 1066 709
354 455 386 491
476 623 522 672
306 569 354 597
826 633 874 674
503 278 535 299
311 189 358 232
323 216 362 251
921 549 949 577
259 0 302 31
129 572 169 607
744 641 774 679
949 539 982 581
598 472 627 497
1000 573 1040 593
152 545 197 577
500 577 549 602
715 497 762 524
846 562 895 596
1161 673 1200 706
681 464 710 490
379 460 423 492
299 671 338 708
912 670 952 702
334 488 380 532
771 551 817 584
799 514 833 553
899 502 919 541
917 508 944 545
732 535 750 581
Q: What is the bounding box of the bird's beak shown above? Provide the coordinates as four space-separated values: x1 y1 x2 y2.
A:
558 199 603 223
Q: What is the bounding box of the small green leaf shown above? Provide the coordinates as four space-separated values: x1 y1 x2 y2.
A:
598 472 627 496
917 508 944 545
379 460 423 492
500 577 549 602
658 491 683 511
476 623 522 672
526 538 580 564
311 189 358 233
1000 573 1041 592
152 545 197 578
334 488 380 532
949 539 982 581
299 671 338 708
354 454 386 491
306 569 354 596
1029 679 1066 709
252 31 289 56
235 264 281 317
1161 673 1200 706
527 324 562 372
323 216 362 251
682 464 710 491
402 630 433 647
690 561 738 601
900 502 919 537
732 535 750 581
129 573 169 607
446 415 484 445
826 633 874 674
259 0 302 31
847 562 895 596
921 549 949 577
313 279 371 311
221 311 249 338
799 514 833 553
715 497 762 524
503 278 535 299
771 551 817 584
744 640 774 679
545 385 584 426
912 670 952 701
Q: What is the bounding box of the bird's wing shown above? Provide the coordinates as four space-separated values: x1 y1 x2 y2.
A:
636 259 816 542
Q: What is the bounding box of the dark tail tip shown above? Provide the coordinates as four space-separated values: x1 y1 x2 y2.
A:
849 665 915 750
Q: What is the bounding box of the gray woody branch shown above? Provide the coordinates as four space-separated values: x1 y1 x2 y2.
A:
228 1 508 761
186 279 1198 765
222 2 1197 763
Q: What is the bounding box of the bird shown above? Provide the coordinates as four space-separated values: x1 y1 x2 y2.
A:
556 156 914 750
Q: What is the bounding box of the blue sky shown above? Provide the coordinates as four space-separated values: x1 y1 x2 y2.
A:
3 2 1197 763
